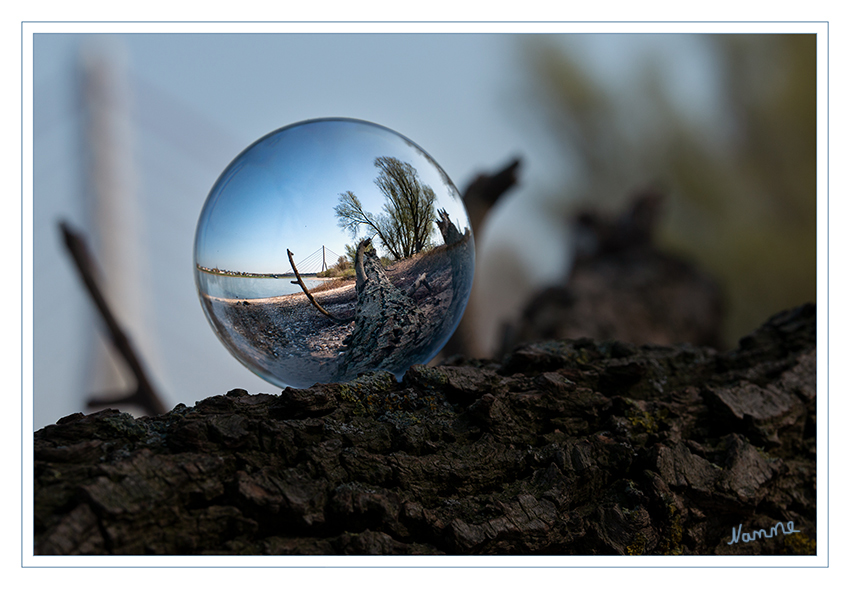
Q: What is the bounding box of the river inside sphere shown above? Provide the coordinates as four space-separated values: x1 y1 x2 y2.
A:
194 118 475 389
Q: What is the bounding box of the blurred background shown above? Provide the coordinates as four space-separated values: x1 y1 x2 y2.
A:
31 32 817 430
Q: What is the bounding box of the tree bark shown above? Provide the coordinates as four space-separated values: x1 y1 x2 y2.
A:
336 239 428 380
34 304 816 556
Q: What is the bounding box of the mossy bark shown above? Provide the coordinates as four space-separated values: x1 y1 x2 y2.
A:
34 304 816 556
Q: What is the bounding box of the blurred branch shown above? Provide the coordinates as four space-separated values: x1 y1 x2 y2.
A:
438 159 523 360
59 221 167 416
464 158 522 208
462 158 522 237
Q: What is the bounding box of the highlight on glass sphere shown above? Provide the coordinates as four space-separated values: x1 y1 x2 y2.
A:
194 118 475 390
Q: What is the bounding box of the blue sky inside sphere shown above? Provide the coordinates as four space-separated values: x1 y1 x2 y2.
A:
195 118 468 274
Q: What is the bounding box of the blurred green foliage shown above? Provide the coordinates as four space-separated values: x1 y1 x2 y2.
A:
526 35 816 347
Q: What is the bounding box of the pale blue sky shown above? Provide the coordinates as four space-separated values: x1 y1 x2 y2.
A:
30 31 737 428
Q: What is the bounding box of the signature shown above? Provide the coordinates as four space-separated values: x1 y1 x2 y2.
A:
728 520 801 545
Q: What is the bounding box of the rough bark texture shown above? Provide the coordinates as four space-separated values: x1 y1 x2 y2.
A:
34 303 815 556
337 239 427 379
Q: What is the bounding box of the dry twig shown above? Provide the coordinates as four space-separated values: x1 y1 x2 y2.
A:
287 248 345 323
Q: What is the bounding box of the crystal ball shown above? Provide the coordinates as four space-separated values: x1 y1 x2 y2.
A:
194 118 474 389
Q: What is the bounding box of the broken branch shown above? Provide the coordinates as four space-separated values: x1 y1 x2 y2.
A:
287 249 345 323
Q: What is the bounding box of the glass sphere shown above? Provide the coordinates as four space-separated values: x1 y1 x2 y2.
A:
194 118 474 389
